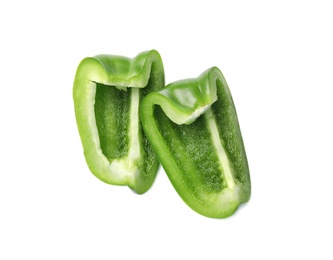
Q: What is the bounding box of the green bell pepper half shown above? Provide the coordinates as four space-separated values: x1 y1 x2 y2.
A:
73 50 164 194
140 67 251 218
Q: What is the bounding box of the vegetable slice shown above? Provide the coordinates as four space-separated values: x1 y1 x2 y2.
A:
73 50 164 194
140 67 250 217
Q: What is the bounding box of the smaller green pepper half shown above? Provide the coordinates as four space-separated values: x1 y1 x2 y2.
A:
73 50 164 194
140 67 251 218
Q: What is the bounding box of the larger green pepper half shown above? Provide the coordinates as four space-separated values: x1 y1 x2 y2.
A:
140 67 251 218
73 50 164 194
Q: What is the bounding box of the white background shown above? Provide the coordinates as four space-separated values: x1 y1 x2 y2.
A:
1 0 332 259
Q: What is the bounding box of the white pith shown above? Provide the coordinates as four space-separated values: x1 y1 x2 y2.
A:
204 109 235 190
184 105 211 124
109 88 141 183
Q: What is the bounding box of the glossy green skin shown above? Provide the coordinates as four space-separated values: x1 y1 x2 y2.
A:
73 50 164 194
140 67 251 218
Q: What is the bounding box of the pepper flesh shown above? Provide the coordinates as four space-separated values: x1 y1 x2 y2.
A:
73 50 164 194
140 67 251 217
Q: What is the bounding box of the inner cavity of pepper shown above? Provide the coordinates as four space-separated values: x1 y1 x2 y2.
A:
154 105 228 198
94 83 132 160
